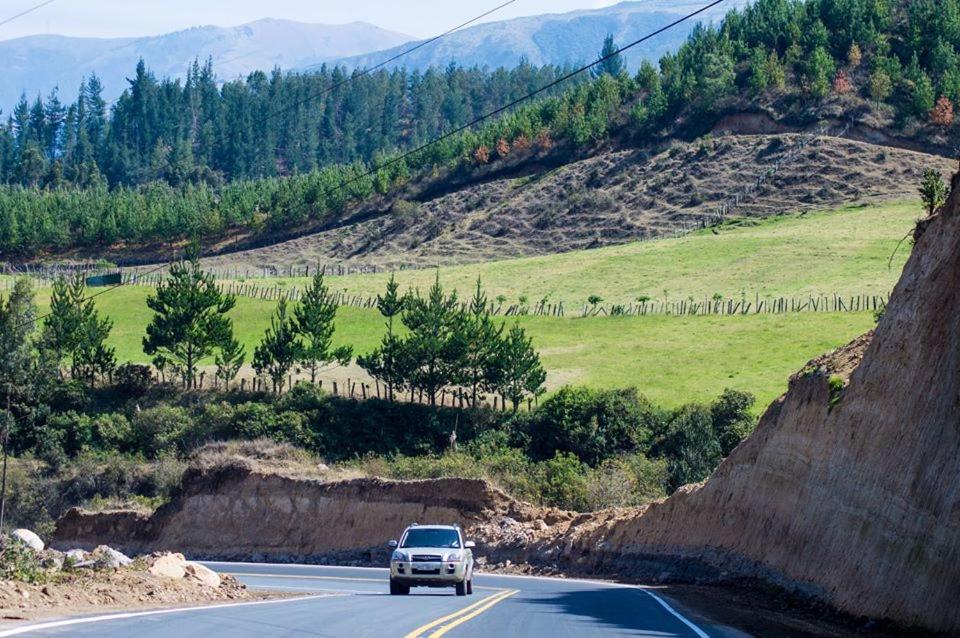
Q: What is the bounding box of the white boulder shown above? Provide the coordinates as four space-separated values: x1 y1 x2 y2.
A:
93 546 133 569
147 553 187 579
184 562 221 588
10 529 44 551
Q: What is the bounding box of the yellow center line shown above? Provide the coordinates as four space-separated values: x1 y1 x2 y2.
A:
404 589 519 638
227 572 503 591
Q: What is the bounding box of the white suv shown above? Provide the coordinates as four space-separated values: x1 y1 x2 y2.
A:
388 524 476 596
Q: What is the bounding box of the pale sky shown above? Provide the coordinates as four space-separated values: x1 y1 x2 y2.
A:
0 0 622 41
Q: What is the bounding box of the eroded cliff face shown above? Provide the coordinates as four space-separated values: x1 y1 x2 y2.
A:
558 186 960 632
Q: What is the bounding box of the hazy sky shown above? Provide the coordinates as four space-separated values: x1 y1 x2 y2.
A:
0 0 623 41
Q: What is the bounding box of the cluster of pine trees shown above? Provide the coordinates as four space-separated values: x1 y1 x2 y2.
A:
358 275 546 410
0 60 576 189
2 0 959 257
139 253 546 409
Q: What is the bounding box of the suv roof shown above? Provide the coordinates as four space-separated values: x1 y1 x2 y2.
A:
404 524 459 531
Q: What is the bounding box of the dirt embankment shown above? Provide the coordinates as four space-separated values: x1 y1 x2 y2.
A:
55 178 960 631
54 462 574 564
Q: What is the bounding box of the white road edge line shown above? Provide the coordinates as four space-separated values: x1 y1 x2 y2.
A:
0 594 331 637
203 562 712 637
641 589 711 638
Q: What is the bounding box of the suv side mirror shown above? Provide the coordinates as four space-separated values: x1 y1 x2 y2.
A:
388 540 398 548
464 541 476 549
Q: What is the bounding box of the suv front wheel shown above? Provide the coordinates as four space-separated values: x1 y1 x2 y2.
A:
455 580 467 596
390 579 410 595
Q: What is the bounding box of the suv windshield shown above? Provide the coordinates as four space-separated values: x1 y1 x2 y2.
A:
401 528 461 549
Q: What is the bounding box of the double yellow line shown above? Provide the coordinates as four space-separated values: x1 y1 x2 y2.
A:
404 589 519 638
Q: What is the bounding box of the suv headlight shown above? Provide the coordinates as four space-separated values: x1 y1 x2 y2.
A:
392 550 409 562
443 551 463 562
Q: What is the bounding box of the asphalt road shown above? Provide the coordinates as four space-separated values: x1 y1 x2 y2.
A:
0 563 717 637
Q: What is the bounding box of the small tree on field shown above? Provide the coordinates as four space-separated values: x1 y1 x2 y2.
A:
833 70 852 94
490 323 546 411
473 145 490 165
496 138 510 158
457 278 502 406
358 273 407 400
143 249 237 388
848 42 862 68
919 168 948 216
869 69 893 104
253 298 301 394
294 271 352 383
215 336 245 390
400 275 465 406
42 273 116 384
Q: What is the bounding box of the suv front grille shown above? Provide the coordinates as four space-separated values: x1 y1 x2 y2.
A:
411 555 443 562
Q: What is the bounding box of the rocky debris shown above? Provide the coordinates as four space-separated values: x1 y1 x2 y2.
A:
10 529 44 552
0 532 256 622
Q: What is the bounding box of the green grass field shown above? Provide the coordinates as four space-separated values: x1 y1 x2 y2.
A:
252 200 921 307
23 200 915 411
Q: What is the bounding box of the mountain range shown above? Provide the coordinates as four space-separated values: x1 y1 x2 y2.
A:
0 1 744 112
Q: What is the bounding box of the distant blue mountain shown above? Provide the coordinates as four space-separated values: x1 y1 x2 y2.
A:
329 1 746 73
0 19 412 110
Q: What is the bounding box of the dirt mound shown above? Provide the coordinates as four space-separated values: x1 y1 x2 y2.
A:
199 133 952 271
548 179 960 632
54 460 574 563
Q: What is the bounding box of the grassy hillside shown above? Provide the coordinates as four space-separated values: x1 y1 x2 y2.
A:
239 200 921 307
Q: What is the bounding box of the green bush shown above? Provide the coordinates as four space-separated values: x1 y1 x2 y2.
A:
0 538 50 584
94 413 133 450
132 406 193 457
526 387 665 465
539 452 589 510
657 404 723 490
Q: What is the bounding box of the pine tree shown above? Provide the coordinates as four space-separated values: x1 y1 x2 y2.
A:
215 336 245 390
399 274 465 406
41 273 115 383
457 278 502 406
294 271 352 383
593 34 625 78
489 323 546 412
358 273 406 400
253 298 301 394
143 247 237 388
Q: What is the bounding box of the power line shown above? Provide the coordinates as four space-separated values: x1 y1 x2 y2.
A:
0 0 56 29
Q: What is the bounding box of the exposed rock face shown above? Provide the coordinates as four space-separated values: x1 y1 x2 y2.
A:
557 184 960 632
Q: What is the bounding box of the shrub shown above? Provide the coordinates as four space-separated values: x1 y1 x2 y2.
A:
0 538 50 584
114 363 153 397
526 387 664 465
540 452 588 510
710 389 756 456
132 406 193 457
94 413 133 450
585 454 669 510
657 404 722 490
